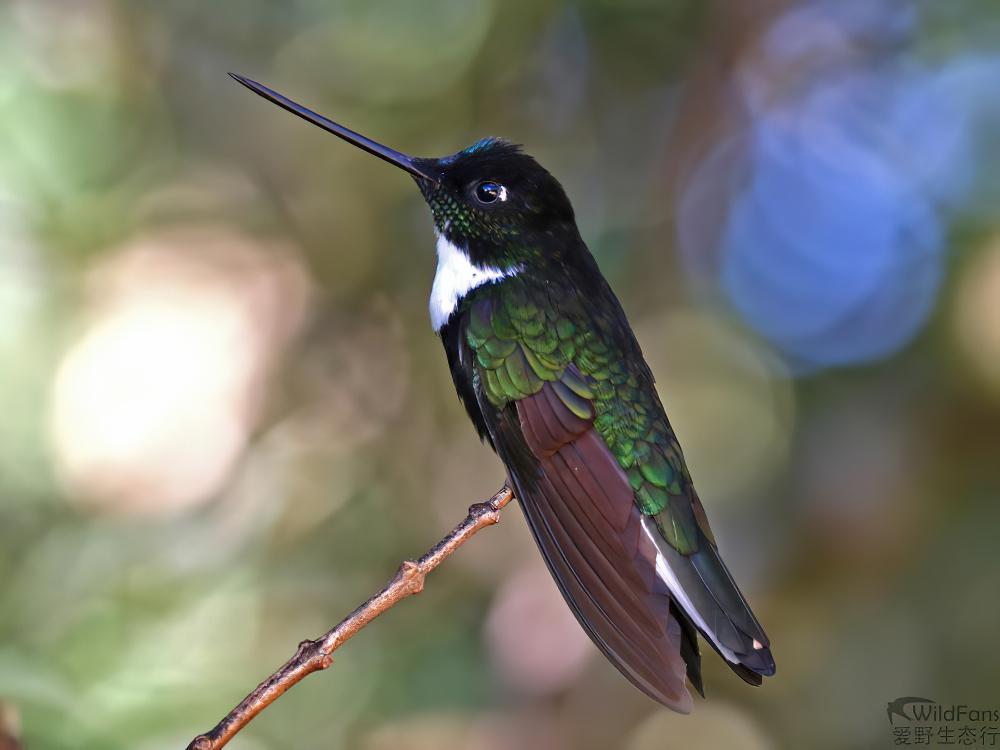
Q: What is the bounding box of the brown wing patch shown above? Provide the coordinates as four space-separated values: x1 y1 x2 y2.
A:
566 432 635 532
512 381 697 711
520 381 591 456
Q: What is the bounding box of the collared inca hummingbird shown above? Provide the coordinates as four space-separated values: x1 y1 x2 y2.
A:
231 73 775 711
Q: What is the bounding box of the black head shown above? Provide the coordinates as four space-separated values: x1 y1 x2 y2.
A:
230 74 582 273
409 139 577 271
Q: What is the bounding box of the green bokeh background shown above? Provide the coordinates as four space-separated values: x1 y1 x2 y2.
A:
1 2 998 749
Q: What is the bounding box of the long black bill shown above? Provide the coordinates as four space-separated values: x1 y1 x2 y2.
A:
229 73 439 183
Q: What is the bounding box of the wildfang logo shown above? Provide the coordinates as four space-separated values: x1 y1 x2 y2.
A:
886 696 1000 746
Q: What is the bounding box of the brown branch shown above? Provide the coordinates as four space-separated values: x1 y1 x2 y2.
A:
185 484 515 750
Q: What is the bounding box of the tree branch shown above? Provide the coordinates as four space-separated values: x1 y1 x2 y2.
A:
185 484 515 750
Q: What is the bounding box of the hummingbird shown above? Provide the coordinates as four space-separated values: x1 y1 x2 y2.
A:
230 73 775 711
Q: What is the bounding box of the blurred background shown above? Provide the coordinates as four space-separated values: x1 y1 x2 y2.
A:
1 0 999 748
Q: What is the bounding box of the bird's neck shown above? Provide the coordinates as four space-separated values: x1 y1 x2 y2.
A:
429 232 522 331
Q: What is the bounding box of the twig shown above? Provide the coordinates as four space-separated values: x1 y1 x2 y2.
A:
185 484 515 750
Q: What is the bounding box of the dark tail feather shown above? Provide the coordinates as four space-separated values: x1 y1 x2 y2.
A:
673 601 705 697
645 516 776 683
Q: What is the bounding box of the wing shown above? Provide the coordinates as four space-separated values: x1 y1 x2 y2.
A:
463 284 774 709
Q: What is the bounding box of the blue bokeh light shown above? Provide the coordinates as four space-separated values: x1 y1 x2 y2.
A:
676 0 1000 372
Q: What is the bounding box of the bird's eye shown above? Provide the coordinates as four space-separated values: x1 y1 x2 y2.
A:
474 181 507 204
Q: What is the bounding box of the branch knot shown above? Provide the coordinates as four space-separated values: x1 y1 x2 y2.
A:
400 560 426 594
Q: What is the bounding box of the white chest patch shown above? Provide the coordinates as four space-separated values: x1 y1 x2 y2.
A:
429 234 518 331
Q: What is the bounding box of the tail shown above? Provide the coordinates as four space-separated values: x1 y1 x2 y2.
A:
641 513 776 686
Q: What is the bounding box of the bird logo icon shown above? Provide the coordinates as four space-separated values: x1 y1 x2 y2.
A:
887 697 936 725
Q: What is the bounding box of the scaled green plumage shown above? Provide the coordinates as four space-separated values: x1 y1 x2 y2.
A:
465 277 706 555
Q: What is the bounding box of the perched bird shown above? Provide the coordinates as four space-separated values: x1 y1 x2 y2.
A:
230 73 775 711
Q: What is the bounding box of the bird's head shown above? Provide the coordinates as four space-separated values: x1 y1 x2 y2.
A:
230 74 580 274
409 138 576 271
